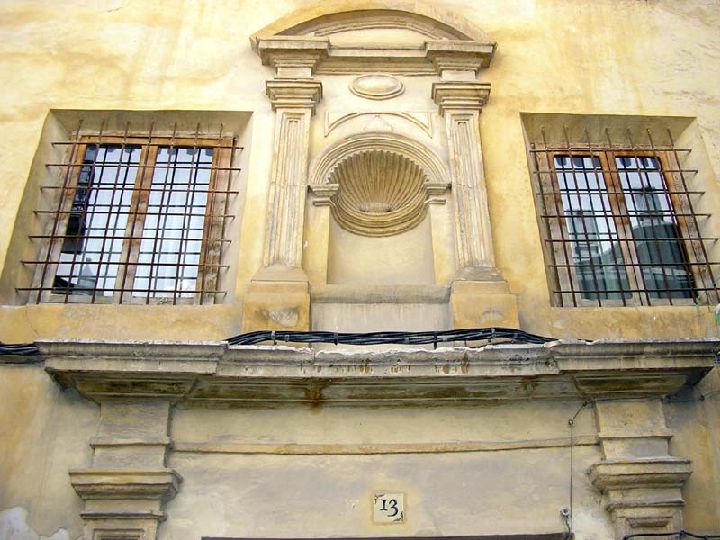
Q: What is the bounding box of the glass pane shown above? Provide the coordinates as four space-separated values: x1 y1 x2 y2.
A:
53 145 140 296
555 155 631 300
616 156 694 299
133 146 213 298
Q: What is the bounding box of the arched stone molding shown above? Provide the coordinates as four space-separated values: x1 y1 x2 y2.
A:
253 8 496 77
251 3 492 44
308 132 450 238
309 131 449 189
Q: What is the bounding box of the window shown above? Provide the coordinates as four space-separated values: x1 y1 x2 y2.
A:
530 130 718 307
24 131 239 304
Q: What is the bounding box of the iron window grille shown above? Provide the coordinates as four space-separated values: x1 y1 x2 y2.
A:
21 122 241 304
530 127 719 307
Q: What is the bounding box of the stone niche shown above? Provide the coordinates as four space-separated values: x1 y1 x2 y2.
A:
244 8 519 333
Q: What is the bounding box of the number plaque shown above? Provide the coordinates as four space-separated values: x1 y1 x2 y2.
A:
373 492 405 523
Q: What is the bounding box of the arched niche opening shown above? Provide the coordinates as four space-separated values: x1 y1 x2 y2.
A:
308 133 450 287
326 148 436 285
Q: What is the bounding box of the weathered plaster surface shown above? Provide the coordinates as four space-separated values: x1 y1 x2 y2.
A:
0 0 718 340
1 0 720 538
0 366 96 539
0 507 77 540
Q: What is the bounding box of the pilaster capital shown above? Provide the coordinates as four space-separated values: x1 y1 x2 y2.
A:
431 81 491 115
309 183 339 206
266 79 323 112
70 468 182 504
257 37 329 78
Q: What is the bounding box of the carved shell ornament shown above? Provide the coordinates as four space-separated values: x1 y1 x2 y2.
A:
329 149 429 237
349 74 404 100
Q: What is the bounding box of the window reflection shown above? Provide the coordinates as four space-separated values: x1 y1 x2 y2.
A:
555 156 631 300
616 156 693 299
53 145 140 295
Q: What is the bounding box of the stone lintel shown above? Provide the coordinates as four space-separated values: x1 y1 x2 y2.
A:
40 339 718 405
432 81 491 115
255 36 495 77
266 79 323 112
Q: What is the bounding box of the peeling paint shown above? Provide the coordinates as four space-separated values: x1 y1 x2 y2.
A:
0 507 78 540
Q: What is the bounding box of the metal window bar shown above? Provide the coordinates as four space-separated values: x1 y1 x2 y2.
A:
23 119 242 304
530 127 719 307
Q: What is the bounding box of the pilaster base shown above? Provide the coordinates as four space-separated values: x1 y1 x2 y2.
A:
450 279 518 329
242 276 310 332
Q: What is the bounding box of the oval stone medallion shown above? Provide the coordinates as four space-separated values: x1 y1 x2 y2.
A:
349 74 404 100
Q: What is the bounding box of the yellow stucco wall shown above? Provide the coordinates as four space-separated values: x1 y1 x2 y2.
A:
1 2 720 539
0 0 719 342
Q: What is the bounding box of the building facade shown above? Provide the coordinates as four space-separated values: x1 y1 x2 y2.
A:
1 1 720 539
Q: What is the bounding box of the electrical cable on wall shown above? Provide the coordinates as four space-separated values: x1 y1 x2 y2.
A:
0 327 558 357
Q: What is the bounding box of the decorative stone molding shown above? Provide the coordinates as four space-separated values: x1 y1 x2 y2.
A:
349 74 404 100
324 112 432 137
274 9 478 41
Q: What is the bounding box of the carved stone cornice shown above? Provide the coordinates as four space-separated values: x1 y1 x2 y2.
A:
432 81 491 115
41 339 718 405
254 36 495 77
266 79 323 112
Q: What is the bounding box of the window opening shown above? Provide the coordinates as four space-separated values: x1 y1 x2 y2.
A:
530 127 718 307
21 121 242 304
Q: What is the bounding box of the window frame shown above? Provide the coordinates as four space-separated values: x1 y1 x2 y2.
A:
532 143 709 307
33 134 233 305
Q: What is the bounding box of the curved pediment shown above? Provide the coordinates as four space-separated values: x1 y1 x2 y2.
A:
278 9 475 45
253 7 495 76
